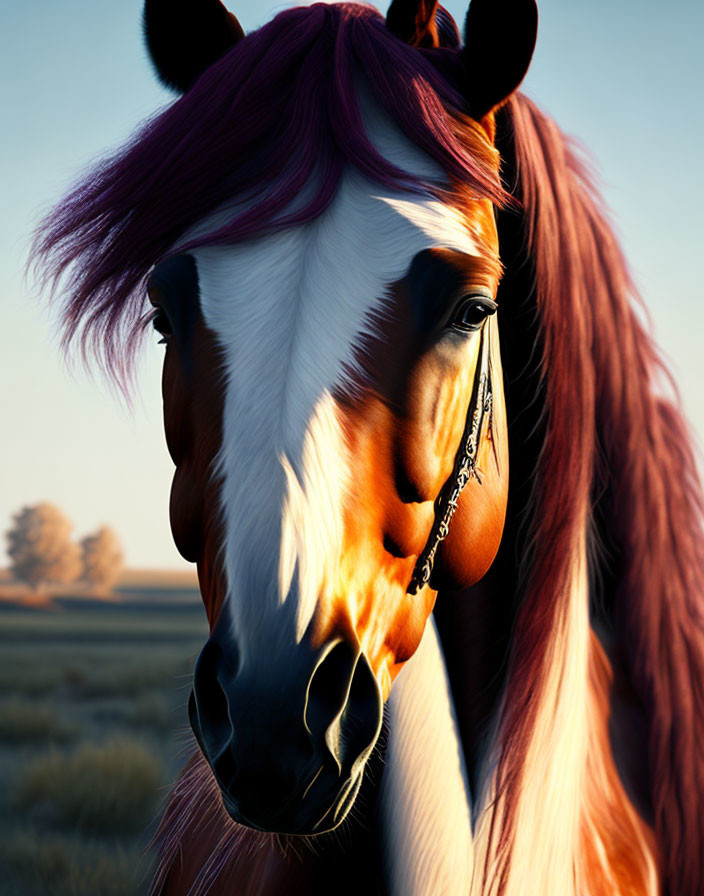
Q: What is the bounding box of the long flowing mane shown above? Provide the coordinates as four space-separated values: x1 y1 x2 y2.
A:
491 93 704 894
30 4 704 894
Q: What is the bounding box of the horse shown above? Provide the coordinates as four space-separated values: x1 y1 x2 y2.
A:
32 1 704 893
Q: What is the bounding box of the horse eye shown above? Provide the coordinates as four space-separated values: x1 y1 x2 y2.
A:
450 296 497 332
151 308 172 344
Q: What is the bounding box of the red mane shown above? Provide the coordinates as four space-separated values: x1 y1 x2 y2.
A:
492 92 704 895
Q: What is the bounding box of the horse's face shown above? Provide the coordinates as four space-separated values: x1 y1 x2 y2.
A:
144 0 535 839
150 168 507 834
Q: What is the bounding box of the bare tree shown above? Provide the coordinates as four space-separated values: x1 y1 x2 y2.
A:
6 503 82 594
81 526 124 595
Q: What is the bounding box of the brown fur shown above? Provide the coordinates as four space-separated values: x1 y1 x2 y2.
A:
153 287 228 627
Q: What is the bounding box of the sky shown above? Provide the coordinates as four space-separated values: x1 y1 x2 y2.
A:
1 0 702 570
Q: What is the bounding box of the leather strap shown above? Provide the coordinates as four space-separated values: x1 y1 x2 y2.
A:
407 323 493 595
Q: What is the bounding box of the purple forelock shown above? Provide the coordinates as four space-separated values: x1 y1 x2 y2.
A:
32 2 504 384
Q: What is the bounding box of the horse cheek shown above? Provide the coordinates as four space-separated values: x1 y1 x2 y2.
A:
433 475 507 588
434 405 509 589
169 460 203 563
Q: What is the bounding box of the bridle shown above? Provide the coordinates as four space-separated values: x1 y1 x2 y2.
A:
407 319 494 595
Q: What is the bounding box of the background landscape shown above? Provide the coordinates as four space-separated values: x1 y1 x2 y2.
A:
0 570 207 896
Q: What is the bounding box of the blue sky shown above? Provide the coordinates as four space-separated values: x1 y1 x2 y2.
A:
1 0 702 569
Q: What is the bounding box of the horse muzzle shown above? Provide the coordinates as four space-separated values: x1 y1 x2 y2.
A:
188 633 382 835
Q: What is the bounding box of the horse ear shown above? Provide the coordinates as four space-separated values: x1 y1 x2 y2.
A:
143 0 245 94
461 0 538 119
386 0 443 49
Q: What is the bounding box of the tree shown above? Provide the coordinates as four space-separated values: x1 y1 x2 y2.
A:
81 526 124 595
6 503 82 593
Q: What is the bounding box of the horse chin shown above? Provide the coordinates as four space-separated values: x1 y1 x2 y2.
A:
218 769 365 837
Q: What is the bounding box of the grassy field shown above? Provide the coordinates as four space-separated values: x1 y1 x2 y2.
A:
0 577 209 896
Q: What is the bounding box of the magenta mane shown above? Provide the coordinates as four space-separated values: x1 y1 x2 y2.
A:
31 2 502 382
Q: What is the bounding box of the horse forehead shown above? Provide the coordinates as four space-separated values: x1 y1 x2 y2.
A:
192 177 481 350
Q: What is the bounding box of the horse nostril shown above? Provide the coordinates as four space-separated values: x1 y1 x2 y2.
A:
304 640 358 738
305 643 382 774
344 653 382 756
192 638 233 761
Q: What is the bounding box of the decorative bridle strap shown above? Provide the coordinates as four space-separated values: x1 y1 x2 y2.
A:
407 323 493 595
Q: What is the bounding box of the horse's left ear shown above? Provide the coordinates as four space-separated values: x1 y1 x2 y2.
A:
461 0 538 119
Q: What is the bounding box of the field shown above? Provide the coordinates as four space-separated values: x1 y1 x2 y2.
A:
0 574 209 896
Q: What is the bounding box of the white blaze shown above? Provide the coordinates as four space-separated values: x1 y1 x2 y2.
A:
190 99 480 654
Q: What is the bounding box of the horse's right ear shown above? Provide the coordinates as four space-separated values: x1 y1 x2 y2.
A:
143 0 245 94
461 0 538 120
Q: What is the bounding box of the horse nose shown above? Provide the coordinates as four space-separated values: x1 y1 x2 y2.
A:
188 634 382 833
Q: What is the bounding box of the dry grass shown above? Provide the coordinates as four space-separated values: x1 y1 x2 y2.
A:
128 692 172 731
3 830 147 896
15 738 164 832
0 660 67 696
0 698 76 743
66 658 191 697
0 649 193 698
0 593 205 895
116 568 198 589
0 566 198 601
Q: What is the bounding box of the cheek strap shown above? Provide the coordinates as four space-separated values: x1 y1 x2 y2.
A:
406 323 493 595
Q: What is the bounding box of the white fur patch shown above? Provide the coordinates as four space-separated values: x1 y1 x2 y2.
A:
278 393 348 641
380 617 474 896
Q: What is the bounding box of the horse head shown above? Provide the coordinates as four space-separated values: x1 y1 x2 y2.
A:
142 0 536 836
53 0 533 837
